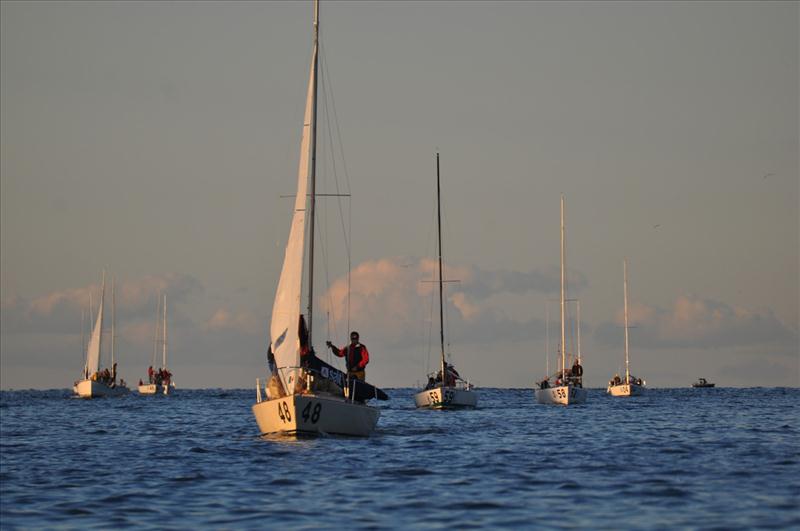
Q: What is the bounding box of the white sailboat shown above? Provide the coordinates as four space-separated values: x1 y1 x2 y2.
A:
252 0 385 437
607 259 645 396
138 294 175 395
535 196 587 405
73 273 129 398
414 153 477 409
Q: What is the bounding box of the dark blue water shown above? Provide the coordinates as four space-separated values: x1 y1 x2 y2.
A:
1 388 798 529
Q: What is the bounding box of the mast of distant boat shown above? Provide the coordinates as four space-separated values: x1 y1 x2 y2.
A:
560 195 566 381
436 153 446 387
623 258 630 385
111 276 115 375
162 294 168 370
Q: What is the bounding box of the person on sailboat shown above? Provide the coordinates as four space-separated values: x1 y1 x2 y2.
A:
326 331 369 381
571 359 583 387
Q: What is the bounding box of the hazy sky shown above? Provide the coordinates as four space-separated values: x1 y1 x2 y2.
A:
2 1 797 390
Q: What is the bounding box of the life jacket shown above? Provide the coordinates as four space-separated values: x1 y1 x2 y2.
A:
342 343 368 371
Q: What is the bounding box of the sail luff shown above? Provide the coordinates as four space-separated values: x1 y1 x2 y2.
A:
270 21 316 393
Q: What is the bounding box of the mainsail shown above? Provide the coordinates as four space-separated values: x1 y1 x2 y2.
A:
270 41 317 393
85 278 105 376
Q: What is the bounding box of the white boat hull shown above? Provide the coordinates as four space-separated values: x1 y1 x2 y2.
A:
138 383 175 395
252 393 379 437
73 379 129 399
535 385 587 405
607 383 645 396
414 386 478 409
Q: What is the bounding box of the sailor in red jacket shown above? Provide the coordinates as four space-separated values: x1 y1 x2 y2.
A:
326 331 369 381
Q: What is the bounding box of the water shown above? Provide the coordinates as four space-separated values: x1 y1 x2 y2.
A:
1 388 798 529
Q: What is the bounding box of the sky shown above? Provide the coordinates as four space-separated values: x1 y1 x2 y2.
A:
1 1 797 390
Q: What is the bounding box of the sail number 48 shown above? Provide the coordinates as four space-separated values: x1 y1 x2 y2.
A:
301 401 322 424
277 400 322 424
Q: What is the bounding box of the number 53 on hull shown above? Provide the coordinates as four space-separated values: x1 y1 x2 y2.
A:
252 394 380 437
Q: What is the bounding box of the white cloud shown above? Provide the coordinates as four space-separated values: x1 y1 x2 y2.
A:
594 294 798 349
320 256 556 347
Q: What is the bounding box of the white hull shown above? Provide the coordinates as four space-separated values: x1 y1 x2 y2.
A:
73 379 129 399
138 383 175 395
607 383 645 397
535 385 587 405
414 386 478 409
252 393 379 437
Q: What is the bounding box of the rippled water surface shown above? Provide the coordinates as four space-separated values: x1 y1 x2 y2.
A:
1 387 798 529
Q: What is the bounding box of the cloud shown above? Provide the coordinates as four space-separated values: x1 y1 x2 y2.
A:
1 273 204 336
203 308 261 335
594 294 798 349
320 257 556 347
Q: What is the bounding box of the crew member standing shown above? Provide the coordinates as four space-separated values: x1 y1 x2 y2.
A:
326 331 369 381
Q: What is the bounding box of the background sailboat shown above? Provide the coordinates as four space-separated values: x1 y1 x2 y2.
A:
252 0 386 437
414 153 477 409
138 294 174 395
608 259 646 396
73 273 128 398
535 196 587 405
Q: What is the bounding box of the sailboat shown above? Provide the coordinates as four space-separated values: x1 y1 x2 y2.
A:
73 273 129 398
607 259 646 396
252 0 387 437
413 153 478 410
138 294 174 395
535 196 587 405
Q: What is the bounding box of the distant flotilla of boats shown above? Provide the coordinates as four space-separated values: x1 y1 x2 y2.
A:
72 0 720 440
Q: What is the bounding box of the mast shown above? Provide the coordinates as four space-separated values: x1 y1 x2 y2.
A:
577 299 581 365
152 295 160 369
163 294 168 370
436 153 446 386
81 308 86 377
111 276 115 372
99 271 105 370
623 258 630 384
545 300 550 377
560 195 566 381
306 0 320 345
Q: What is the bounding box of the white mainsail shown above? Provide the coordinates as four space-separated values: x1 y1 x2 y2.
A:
270 41 317 393
85 277 105 376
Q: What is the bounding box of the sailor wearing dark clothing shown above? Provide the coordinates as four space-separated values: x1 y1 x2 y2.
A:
326 331 369 381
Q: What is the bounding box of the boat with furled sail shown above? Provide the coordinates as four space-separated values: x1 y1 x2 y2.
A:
138 293 174 395
534 196 587 405
252 0 387 437
413 153 477 410
607 259 646 397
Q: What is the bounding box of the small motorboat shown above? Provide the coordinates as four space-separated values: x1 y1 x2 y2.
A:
692 377 715 388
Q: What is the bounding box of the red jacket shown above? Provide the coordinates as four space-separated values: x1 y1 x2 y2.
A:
332 343 369 371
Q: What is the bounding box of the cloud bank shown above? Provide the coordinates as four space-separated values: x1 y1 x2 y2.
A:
593 294 798 350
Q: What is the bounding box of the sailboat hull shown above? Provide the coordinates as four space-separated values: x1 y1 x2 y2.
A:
252 394 379 437
607 383 645 396
414 386 478 409
138 383 175 395
73 379 129 399
535 385 587 405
